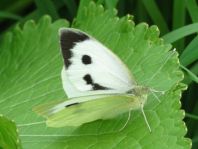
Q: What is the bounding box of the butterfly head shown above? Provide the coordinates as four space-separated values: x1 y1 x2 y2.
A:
127 86 150 106
128 86 150 96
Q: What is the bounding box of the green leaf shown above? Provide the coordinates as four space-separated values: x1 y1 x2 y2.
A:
0 1 191 149
0 115 21 149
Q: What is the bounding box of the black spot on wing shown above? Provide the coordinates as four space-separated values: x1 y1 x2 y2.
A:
83 74 93 84
93 83 108 90
83 74 109 90
82 55 92 64
65 102 79 107
60 29 89 68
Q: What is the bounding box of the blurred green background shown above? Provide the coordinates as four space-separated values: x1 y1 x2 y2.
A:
0 0 197 148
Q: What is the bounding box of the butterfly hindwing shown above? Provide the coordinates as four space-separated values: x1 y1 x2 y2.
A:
33 100 64 117
33 94 110 117
45 95 140 127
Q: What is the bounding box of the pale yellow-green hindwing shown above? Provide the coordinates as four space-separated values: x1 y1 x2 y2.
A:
33 86 149 128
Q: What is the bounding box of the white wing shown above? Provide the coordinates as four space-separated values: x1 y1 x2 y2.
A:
59 28 136 98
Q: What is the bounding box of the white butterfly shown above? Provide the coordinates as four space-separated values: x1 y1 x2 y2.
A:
34 28 155 132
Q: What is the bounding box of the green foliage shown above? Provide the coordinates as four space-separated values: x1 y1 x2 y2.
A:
0 1 191 148
0 115 21 149
181 65 198 83
0 11 22 20
141 0 169 34
35 0 59 20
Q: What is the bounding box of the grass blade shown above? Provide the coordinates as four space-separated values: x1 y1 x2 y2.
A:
181 64 198 83
173 0 186 29
180 35 198 66
0 11 22 20
35 0 59 19
172 0 186 52
141 0 169 35
186 113 198 120
105 0 119 9
185 0 198 22
62 0 77 18
162 23 198 43
4 0 32 13
136 0 149 22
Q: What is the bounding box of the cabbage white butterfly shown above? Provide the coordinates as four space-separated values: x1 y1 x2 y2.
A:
34 28 158 132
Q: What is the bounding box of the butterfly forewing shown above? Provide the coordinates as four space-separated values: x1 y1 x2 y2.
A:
59 28 136 98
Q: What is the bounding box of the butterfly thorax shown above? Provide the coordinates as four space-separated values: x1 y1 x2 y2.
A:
126 86 150 106
130 86 150 96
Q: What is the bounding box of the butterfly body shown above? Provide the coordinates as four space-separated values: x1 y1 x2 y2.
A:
33 28 150 128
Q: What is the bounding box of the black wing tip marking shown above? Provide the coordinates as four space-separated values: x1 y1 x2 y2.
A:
59 28 89 68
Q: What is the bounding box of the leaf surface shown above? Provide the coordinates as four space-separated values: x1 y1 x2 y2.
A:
0 1 191 149
0 115 21 149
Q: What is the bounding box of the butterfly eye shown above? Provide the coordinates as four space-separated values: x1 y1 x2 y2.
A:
82 55 92 64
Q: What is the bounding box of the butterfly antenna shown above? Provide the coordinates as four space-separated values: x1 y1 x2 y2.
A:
150 88 165 95
141 104 152 132
150 88 166 103
119 110 131 131
151 91 161 103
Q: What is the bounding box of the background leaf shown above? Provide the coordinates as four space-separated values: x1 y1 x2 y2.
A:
141 0 169 35
0 1 191 149
162 23 198 44
35 0 59 20
0 115 21 149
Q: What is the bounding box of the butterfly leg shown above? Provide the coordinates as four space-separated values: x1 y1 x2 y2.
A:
119 110 131 132
141 103 152 132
